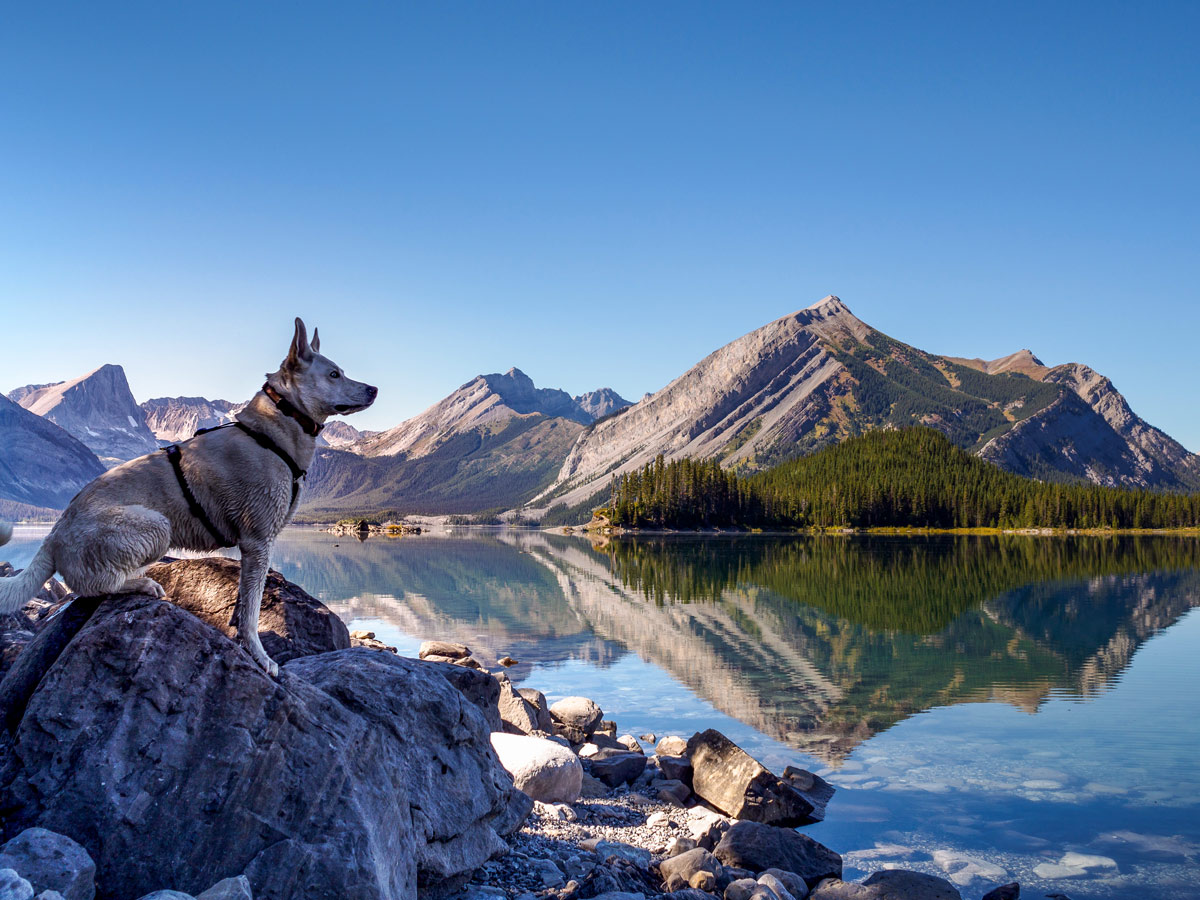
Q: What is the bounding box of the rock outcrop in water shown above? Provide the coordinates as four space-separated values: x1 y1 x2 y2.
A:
0 562 529 900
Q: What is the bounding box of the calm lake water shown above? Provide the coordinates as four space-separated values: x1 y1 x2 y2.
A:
5 526 1200 898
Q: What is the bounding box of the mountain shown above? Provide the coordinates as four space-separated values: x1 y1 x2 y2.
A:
295 369 625 516
574 388 632 421
355 368 619 458
0 393 106 511
534 296 1200 513
9 365 160 461
141 396 242 444
319 421 368 448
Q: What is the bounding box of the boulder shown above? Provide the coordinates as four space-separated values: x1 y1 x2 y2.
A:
423 662 503 732
496 677 540 735
762 869 809 899
687 730 832 826
548 697 603 744
657 755 693 785
418 641 471 660
146 558 349 664
686 807 731 850
0 592 529 900
809 871 961 899
195 877 252 900
0 868 33 900
758 872 801 900
658 848 722 887
617 735 644 754
714 822 841 888
656 736 688 757
653 779 690 807
515 689 554 733
0 829 94 900
489 733 582 803
979 885 1018 900
587 750 648 788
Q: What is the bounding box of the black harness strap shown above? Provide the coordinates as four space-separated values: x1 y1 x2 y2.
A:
231 422 306 506
163 444 236 548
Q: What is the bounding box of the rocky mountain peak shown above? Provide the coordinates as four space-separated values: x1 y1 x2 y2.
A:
10 364 159 460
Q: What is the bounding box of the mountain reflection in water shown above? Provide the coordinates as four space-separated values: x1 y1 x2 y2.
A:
268 529 1200 763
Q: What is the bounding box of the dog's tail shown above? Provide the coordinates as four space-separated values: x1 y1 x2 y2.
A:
0 527 56 615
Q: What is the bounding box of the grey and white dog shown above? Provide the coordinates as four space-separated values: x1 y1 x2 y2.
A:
0 318 376 676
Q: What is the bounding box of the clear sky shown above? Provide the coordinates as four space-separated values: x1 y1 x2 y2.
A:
2 3 1197 449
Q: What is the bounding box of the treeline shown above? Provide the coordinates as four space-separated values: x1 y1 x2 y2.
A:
604 428 1200 530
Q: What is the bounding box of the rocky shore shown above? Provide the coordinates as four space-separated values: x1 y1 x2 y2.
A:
0 558 1022 900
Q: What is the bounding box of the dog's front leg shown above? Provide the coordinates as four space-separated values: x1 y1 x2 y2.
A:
233 542 279 678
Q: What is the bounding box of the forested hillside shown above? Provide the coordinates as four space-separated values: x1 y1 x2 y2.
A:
603 428 1200 530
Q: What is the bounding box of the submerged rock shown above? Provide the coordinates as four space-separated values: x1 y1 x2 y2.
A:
0 591 527 900
810 870 961 899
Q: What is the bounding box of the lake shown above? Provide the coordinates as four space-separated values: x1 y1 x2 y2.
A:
4 526 1199 898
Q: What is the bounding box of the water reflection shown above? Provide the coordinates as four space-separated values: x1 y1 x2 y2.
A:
268 529 1200 762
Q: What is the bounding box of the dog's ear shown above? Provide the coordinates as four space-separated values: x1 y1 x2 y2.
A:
311 327 320 354
287 317 314 367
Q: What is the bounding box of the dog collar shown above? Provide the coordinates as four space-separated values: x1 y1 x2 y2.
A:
262 382 324 437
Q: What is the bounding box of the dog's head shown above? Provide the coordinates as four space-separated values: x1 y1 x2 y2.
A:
269 318 378 419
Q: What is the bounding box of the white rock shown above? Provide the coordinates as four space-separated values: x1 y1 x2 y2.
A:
0 868 34 900
490 732 583 803
196 878 252 900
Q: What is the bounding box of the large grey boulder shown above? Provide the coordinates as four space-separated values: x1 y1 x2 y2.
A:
548 696 603 743
146 558 349 664
714 822 841 888
489 733 582 803
0 592 528 900
0 829 94 900
586 750 648 788
657 848 723 887
687 730 832 826
516 688 553 733
809 870 961 899
422 662 503 733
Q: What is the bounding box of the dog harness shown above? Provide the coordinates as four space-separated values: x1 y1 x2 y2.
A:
163 389 315 547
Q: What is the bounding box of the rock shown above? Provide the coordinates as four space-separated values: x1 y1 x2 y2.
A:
516 689 554 733
762 869 809 899
687 808 732 850
35 892 67 900
490 733 583 803
687 730 832 826
580 734 629 757
715 822 841 887
588 750 648 788
146 558 349 664
498 656 518 667
595 842 652 867
580 772 610 799
930 850 1008 886
133 894 194 900
725 880 760 900
549 697 603 743
195 876 253 900
655 779 691 807
497 677 541 735
658 755 694 785
418 640 471 659
809 871 961 899
617 735 644 754
666 837 698 857
688 871 717 891
0 868 33 900
423 660 504 732
596 720 618 738
758 872 799 900
980 885 1019 900
0 592 528 900
531 858 565 888
350 634 397 654
656 736 689 757
0 829 95 900
659 848 723 886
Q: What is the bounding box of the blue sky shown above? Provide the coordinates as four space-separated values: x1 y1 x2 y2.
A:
1 3 1197 449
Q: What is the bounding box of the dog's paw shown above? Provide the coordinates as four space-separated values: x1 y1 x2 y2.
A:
119 576 167 599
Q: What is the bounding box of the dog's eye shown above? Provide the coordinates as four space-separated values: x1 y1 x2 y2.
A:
329 371 341 379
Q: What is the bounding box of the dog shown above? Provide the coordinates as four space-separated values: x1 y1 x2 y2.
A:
0 318 376 677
